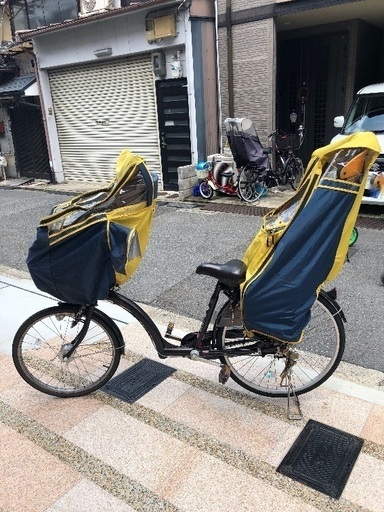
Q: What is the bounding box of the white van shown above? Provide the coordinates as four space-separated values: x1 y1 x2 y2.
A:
332 83 384 206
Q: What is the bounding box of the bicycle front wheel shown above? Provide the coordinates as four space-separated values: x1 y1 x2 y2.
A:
349 226 358 246
217 291 345 397
12 305 122 397
199 181 214 199
287 157 304 190
276 157 287 185
237 167 266 202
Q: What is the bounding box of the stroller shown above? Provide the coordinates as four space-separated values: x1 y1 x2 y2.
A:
224 118 269 169
224 118 278 200
199 118 277 202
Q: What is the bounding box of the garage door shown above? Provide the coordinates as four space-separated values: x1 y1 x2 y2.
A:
49 55 161 184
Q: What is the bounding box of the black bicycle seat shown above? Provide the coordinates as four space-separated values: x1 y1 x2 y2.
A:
196 259 247 285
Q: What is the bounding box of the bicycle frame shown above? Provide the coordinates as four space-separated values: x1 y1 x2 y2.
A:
107 283 249 360
203 163 239 196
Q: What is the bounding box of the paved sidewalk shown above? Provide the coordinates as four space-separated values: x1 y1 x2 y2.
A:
1 268 384 512
0 175 297 210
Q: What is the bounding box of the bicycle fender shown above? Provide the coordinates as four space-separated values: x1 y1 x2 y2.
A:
93 307 126 354
320 289 347 323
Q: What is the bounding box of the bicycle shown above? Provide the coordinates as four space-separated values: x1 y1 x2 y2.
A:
12 259 345 403
268 126 305 190
198 159 261 203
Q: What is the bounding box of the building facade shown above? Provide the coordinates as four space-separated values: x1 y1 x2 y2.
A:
15 0 218 189
217 0 384 164
3 0 384 186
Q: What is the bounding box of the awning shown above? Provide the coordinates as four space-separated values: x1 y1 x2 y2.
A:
0 75 36 98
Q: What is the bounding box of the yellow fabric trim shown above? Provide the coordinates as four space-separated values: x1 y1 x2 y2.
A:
318 184 358 194
48 216 106 245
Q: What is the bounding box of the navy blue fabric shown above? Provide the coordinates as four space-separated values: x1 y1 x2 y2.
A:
109 223 131 275
243 187 355 342
27 223 116 304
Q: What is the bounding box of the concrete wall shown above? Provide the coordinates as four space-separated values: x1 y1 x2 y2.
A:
178 164 198 200
34 11 187 70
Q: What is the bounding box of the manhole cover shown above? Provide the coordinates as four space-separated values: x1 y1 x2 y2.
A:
277 419 363 499
102 358 176 403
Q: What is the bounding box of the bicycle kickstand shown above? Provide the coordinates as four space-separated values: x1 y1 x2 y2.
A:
280 348 303 420
286 373 303 421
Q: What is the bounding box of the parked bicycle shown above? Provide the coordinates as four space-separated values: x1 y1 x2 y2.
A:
268 126 305 190
200 118 279 203
15 137 378 412
12 263 345 402
202 118 304 203
198 159 241 200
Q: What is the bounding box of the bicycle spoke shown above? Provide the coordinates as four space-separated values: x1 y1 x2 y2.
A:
13 306 121 397
218 293 345 397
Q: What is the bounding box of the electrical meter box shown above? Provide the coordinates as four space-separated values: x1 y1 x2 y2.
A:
145 14 177 42
152 52 166 77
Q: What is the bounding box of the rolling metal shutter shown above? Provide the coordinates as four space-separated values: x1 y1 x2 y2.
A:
48 55 161 184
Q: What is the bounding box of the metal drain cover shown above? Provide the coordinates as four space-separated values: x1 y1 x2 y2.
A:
102 358 176 403
277 419 363 499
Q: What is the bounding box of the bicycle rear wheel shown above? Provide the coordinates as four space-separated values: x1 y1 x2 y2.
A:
12 305 123 397
237 167 266 202
217 291 345 397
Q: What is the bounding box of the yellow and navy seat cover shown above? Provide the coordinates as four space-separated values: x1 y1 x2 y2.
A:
241 132 380 343
27 150 157 304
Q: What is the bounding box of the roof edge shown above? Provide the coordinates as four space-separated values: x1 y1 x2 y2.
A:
17 0 185 41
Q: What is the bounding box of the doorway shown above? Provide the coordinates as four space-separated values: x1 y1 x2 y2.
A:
10 102 51 179
277 33 347 164
156 78 191 190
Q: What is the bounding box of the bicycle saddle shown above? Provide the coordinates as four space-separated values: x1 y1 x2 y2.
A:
196 259 247 285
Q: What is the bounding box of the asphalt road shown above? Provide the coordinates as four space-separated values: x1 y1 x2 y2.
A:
1 188 383 372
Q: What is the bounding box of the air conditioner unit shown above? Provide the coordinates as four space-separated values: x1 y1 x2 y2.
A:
80 0 114 17
145 14 177 42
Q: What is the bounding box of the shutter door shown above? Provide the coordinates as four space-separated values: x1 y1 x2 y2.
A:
49 55 161 184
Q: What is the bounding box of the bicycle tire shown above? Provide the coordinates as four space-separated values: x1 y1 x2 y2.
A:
237 167 266 203
287 157 304 190
12 305 123 397
276 157 287 185
349 226 358 246
199 181 214 199
216 291 345 397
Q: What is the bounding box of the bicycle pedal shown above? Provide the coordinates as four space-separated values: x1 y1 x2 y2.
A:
165 322 174 336
219 364 230 385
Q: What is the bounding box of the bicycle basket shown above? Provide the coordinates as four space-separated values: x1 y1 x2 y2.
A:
275 131 302 151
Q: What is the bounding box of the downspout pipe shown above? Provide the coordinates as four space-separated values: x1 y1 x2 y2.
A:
226 0 234 118
28 51 54 183
214 0 222 151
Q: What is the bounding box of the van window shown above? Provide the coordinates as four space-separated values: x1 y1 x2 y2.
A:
343 93 384 134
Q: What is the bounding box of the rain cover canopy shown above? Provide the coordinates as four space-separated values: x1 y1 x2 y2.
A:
241 132 380 343
27 150 157 304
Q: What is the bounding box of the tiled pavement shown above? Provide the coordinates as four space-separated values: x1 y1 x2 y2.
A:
1 269 384 512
